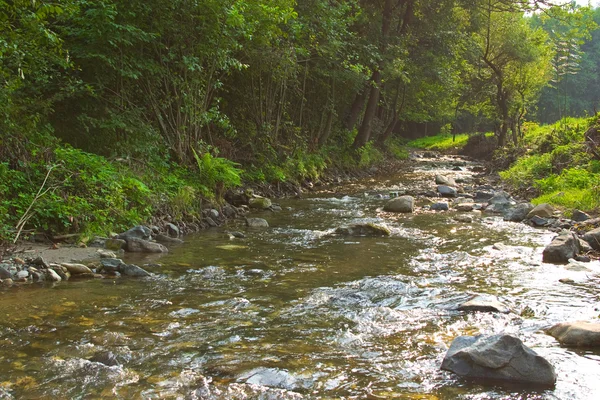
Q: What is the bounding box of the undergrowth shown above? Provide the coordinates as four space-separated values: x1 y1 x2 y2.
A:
500 116 600 212
406 133 471 151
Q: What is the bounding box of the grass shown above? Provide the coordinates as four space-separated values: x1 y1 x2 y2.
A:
500 116 600 213
406 133 472 151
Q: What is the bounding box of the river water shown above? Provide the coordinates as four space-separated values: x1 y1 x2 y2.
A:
1 155 600 399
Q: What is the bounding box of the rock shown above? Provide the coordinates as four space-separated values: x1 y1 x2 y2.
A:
578 238 592 253
245 218 269 228
488 191 512 206
32 256 50 269
474 191 494 202
100 258 124 273
0 267 11 279
51 266 69 280
222 204 237 218
229 231 246 238
271 204 282 212
542 233 580 264
431 202 449 211
441 334 556 387
334 223 391 237
504 202 534 222
97 249 117 258
117 225 152 241
455 202 474 212
61 263 92 275
454 215 473 223
438 185 458 198
154 234 184 244
239 367 299 391
105 238 126 251
583 227 600 250
118 264 151 277
16 270 29 280
166 223 180 237
546 321 600 347
383 196 415 213
572 209 591 222
457 295 510 314
125 238 168 253
527 203 554 219
208 209 220 220
249 197 272 210
435 175 457 187
530 215 549 227
90 351 121 366
204 217 218 227
2 278 14 286
45 268 62 282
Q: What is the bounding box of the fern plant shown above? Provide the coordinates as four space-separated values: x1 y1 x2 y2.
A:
191 147 241 200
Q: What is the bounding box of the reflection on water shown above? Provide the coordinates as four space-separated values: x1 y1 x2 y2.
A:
1 155 600 399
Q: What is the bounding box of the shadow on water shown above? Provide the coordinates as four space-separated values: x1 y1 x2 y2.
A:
1 155 600 398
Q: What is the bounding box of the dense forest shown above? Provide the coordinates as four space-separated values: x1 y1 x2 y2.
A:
1 0 600 241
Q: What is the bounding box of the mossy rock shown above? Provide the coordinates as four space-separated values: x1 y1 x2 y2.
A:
335 223 391 237
249 197 272 209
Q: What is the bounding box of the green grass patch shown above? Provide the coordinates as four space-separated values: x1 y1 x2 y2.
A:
407 133 471 151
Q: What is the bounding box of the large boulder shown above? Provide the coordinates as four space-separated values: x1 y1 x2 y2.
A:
435 175 457 187
441 334 556 387
383 196 415 213
246 218 269 228
249 197 272 210
583 227 600 250
527 203 555 219
504 202 534 222
335 223 391 237
542 233 580 264
125 238 168 253
117 225 152 241
119 263 151 277
546 321 600 347
437 185 458 198
457 295 510 314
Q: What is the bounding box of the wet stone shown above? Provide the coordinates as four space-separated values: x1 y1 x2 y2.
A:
572 209 591 222
457 295 510 314
530 215 549 227
547 321 600 347
118 264 151 277
0 267 11 279
246 218 269 228
431 202 449 211
100 258 123 272
438 185 457 198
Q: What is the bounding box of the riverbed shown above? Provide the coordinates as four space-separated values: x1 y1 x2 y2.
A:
1 154 600 399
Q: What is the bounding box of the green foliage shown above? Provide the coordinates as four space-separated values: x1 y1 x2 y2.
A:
191 147 242 200
357 142 384 168
383 138 410 160
407 134 471 152
533 168 600 210
500 153 553 189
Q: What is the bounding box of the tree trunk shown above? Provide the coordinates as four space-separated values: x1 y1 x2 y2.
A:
344 89 366 131
352 70 381 149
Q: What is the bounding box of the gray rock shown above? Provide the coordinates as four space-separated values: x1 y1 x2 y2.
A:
16 270 29 280
435 175 457 187
488 191 512 206
530 215 549 227
334 223 391 237
222 204 238 218
249 197 272 210
546 321 600 347
32 256 50 268
119 264 151 277
239 367 299 391
271 204 282 212
438 185 458 198
583 227 600 250
204 217 218 227
154 234 184 244
166 223 180 237
474 191 494 202
100 258 124 273
441 334 556 387
578 238 592 253
542 233 580 264
457 295 510 314
504 202 534 222
455 202 475 212
229 231 246 238
527 203 555 219
2 278 14 286
45 268 62 282
61 263 92 275
208 209 220 220
97 249 117 258
454 215 474 223
431 202 449 211
572 209 591 222
245 218 269 228
118 225 152 241
0 267 11 279
51 266 69 280
105 238 126 251
125 238 168 253
383 195 415 213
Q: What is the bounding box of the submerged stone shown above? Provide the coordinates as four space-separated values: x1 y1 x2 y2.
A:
383 195 414 213
334 223 391 237
457 295 510 314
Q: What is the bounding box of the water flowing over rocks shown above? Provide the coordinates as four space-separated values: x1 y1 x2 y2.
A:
334 223 391 237
441 335 557 387
546 321 600 347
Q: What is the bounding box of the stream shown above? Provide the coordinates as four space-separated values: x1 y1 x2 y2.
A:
1 154 600 399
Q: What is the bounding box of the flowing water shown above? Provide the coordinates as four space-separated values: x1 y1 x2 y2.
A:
2 155 600 399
